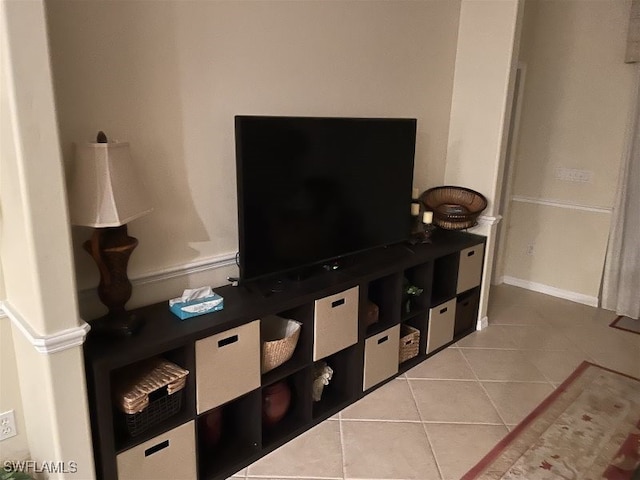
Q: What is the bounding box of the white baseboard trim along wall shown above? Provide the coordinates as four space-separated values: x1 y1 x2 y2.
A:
2 252 237 354
511 195 612 214
501 276 599 307
131 251 238 288
77 251 238 304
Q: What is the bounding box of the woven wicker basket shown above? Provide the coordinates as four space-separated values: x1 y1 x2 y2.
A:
421 186 487 230
261 315 302 373
399 324 420 363
113 358 189 436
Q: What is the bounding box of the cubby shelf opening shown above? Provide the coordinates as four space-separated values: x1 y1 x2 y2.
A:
312 345 360 420
197 391 261 480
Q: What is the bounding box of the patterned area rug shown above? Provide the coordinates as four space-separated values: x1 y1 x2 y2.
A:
610 315 640 335
462 362 640 479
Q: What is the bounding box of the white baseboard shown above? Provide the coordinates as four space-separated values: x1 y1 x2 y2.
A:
501 276 599 307
476 316 488 330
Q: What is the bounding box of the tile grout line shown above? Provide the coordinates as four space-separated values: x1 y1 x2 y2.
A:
491 321 596 387
246 476 342 479
456 345 583 352
339 417 505 426
340 418 424 424
459 346 561 385
405 377 445 480
458 348 510 429
338 411 347 480
405 376 478 382
405 377 553 384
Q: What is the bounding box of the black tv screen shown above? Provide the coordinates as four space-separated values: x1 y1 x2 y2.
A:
235 115 417 283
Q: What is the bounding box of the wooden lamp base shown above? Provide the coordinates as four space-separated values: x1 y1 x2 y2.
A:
84 224 144 337
89 311 144 337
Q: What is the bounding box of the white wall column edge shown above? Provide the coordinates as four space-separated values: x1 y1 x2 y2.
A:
477 315 489 330
501 275 599 307
0 300 91 354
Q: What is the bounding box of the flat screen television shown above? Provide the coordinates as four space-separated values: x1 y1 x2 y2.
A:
235 115 417 284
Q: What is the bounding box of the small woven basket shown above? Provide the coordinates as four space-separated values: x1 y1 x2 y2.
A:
261 315 302 373
421 186 487 230
399 324 420 363
113 358 189 437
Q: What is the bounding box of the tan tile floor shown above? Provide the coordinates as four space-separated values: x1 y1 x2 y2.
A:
235 285 640 480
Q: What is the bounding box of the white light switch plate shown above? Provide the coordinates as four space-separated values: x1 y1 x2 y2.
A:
555 167 593 183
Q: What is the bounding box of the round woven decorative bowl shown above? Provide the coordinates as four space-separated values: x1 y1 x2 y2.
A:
421 186 487 230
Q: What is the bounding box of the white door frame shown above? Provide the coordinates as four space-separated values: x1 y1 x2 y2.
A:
492 62 527 285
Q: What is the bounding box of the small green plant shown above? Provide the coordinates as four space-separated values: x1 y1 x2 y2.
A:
1 467 34 480
403 278 424 313
405 284 423 296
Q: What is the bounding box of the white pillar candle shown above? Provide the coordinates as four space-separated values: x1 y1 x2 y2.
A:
423 211 433 224
411 203 420 216
412 188 419 200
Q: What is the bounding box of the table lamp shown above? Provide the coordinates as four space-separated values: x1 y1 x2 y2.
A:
68 132 153 336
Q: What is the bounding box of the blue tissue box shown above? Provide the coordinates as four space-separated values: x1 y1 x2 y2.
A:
169 293 224 320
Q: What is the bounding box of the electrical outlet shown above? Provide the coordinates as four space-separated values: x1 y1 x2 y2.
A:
0 410 17 441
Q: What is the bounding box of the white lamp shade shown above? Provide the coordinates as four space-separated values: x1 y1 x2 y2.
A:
68 141 153 227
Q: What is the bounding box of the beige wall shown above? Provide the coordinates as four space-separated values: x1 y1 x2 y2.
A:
504 202 612 299
0 116 26 461
501 0 636 301
0 9 28 460
45 0 462 315
0 319 29 462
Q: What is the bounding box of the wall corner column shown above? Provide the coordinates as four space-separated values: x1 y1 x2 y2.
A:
1 0 95 477
444 0 525 326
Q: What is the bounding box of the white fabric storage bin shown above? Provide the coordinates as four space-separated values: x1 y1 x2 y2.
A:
427 298 456 353
195 320 260 414
313 287 359 361
363 324 400 391
116 421 196 480
457 244 484 294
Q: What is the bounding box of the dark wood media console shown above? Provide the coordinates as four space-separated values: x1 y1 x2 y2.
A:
84 230 486 480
